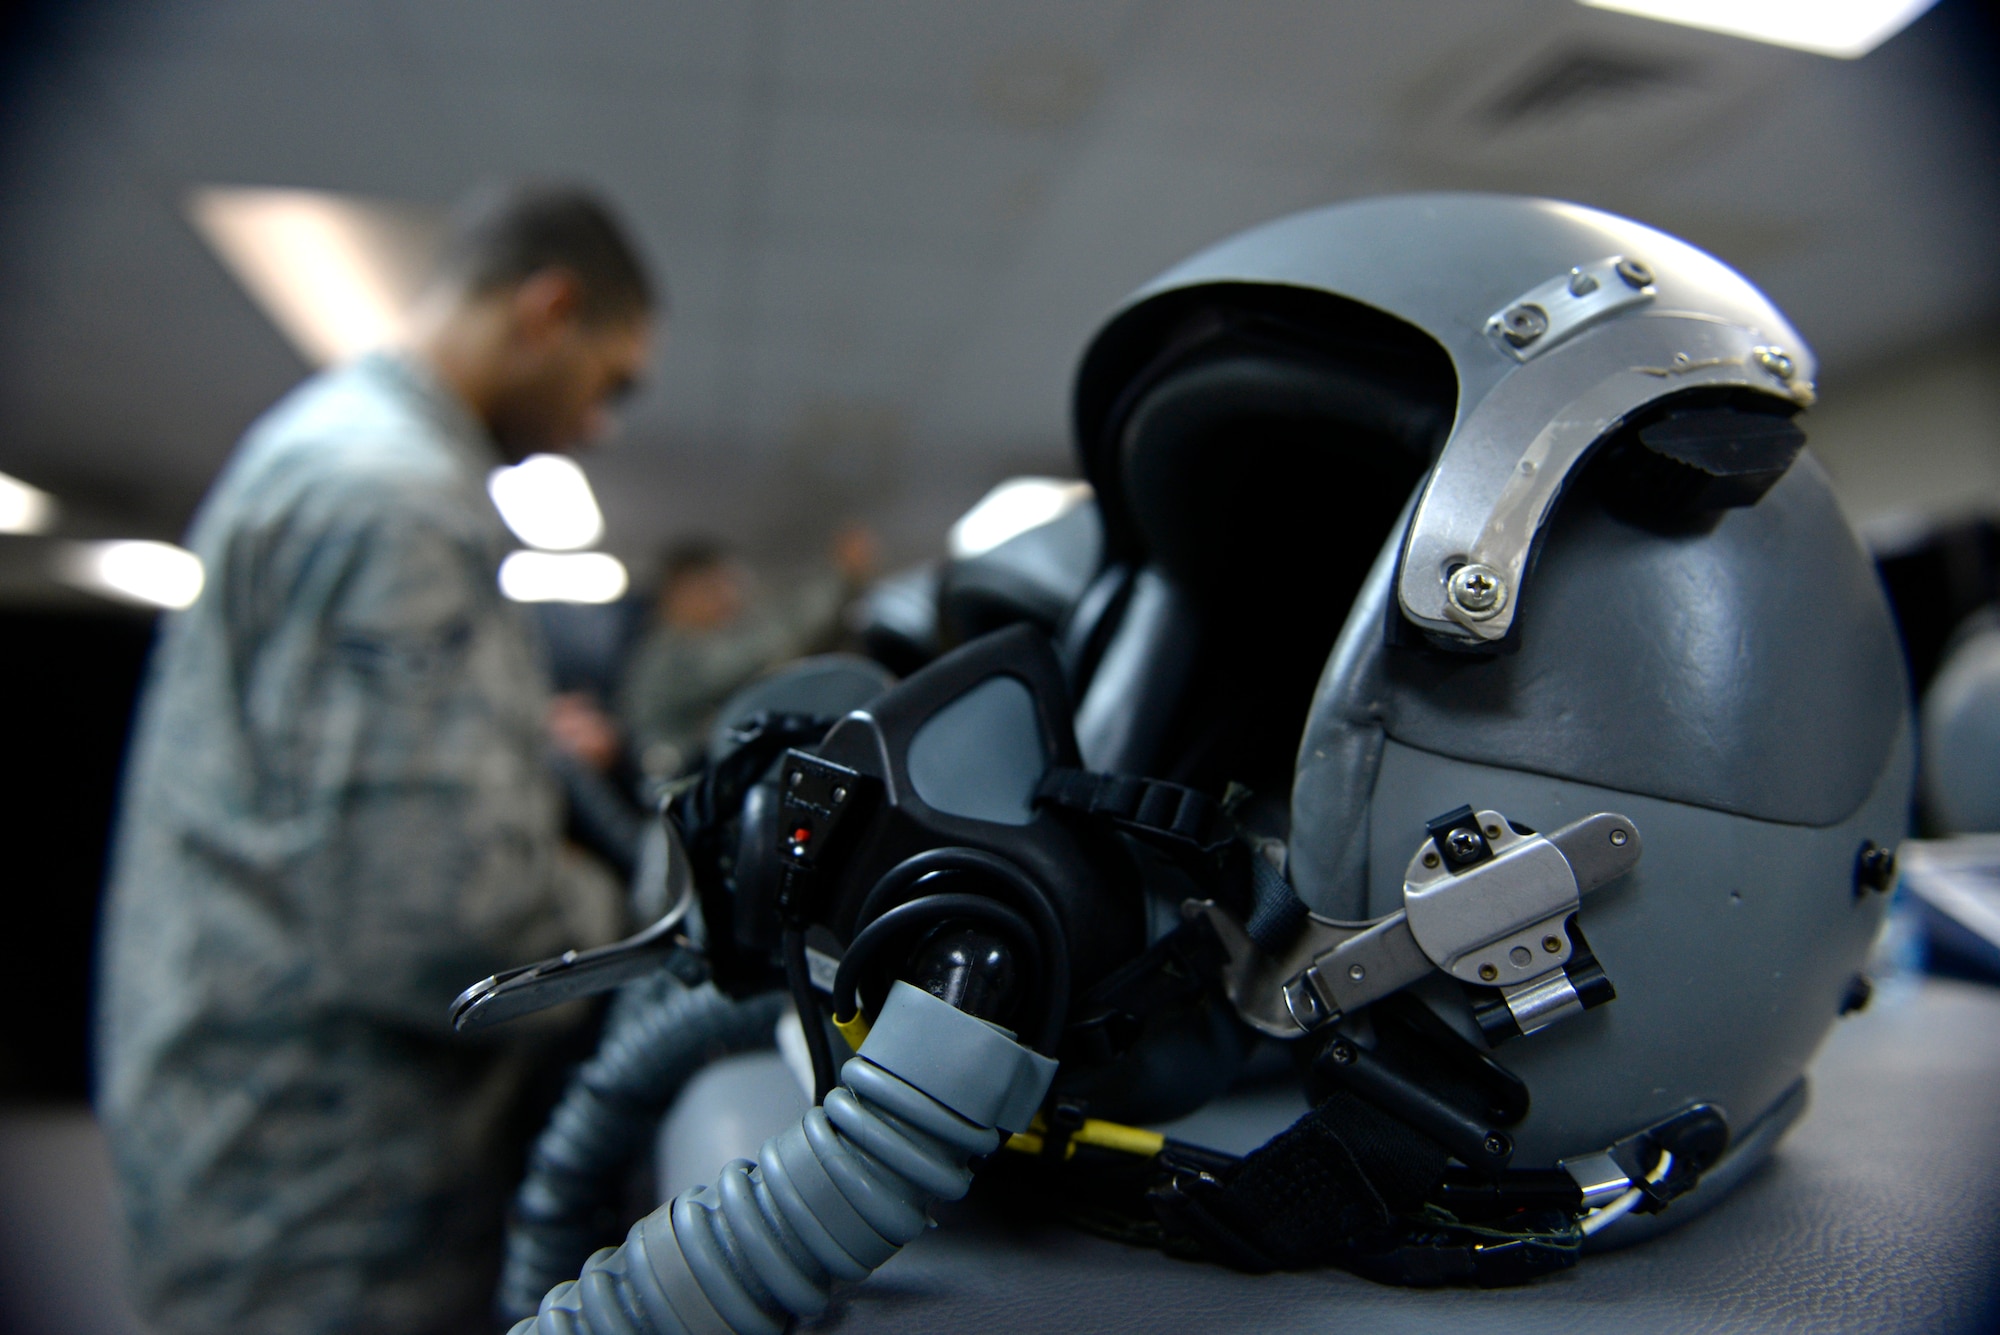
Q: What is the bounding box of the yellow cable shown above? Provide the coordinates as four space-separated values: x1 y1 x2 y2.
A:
832 1011 871 1052
1002 1116 1166 1160
1074 1120 1166 1157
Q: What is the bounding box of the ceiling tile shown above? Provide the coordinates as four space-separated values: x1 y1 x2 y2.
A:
773 0 1144 128
412 76 752 250
761 108 1057 261
0 0 1992 566
384 0 764 91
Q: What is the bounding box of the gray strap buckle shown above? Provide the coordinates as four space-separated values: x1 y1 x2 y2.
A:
1189 808 1640 1038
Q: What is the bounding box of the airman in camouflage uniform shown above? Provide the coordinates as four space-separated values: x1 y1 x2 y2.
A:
96 187 655 1334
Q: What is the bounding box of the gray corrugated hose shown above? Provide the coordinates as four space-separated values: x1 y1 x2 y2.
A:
509 982 1058 1334
498 973 790 1320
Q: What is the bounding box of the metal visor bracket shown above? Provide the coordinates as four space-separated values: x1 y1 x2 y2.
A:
1400 272 1816 647
1485 255 1656 364
1188 807 1640 1040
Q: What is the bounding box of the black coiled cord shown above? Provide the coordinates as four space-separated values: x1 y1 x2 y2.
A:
783 846 1070 1101
781 922 842 1104
854 847 1070 1054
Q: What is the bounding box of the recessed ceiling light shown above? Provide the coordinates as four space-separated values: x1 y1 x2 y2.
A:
947 477 1092 560
1577 0 1939 58
488 454 607 551
498 550 630 604
0 471 56 535
186 187 441 365
62 540 205 610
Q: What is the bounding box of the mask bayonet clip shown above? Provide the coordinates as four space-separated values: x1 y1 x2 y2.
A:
449 816 701 1034
1188 807 1640 1040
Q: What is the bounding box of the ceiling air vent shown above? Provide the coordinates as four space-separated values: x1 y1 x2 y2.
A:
1480 47 1692 126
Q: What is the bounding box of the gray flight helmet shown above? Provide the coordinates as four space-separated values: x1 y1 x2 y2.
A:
1920 609 2000 833
1072 193 1912 1246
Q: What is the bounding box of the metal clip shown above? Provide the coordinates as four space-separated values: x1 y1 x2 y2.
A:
1559 1150 1633 1209
451 817 700 1032
1188 807 1640 1039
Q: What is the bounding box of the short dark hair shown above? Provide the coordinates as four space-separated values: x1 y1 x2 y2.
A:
658 537 732 592
435 184 657 325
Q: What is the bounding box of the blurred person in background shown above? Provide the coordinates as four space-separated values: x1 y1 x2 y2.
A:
619 526 878 782
95 184 656 1335
543 684 649 881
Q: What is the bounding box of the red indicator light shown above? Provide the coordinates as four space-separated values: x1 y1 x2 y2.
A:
792 827 812 844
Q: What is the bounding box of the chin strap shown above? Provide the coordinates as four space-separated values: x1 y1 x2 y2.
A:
1150 1088 1463 1273
990 1081 1584 1288
1017 778 1585 1282
992 1062 1733 1290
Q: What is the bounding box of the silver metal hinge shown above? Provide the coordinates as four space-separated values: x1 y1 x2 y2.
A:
1189 808 1640 1039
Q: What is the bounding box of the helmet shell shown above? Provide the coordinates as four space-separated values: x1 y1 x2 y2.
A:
1072 193 1912 1241
1078 192 1814 461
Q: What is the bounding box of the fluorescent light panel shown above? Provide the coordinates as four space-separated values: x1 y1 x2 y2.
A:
499 550 629 604
488 454 607 551
63 540 205 610
948 477 1092 560
1578 0 1939 58
187 187 442 365
0 471 56 535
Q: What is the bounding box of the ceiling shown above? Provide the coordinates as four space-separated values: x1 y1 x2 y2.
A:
0 0 1994 574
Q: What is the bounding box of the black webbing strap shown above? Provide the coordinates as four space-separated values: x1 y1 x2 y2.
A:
1244 850 1309 952
1151 1089 1448 1272
1034 766 1233 856
1149 1088 1580 1287
1061 914 1229 1065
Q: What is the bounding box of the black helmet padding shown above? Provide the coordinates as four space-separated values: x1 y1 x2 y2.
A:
1074 308 1450 792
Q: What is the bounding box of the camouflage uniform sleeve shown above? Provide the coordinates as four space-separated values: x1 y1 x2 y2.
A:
285 499 624 1035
